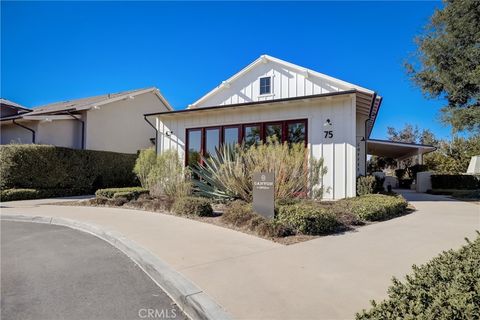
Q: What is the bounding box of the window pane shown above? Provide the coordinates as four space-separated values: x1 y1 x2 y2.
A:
260 77 271 95
288 122 306 144
265 123 282 143
205 128 220 158
187 130 202 166
223 127 239 146
244 125 261 147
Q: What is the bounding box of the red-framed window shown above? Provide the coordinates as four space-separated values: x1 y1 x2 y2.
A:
186 119 307 166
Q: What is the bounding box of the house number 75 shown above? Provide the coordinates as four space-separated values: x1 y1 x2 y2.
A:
324 130 333 138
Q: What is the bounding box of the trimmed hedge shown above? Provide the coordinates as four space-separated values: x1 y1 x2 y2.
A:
0 188 87 202
277 203 341 235
0 144 138 192
172 197 214 217
431 174 480 190
356 232 480 319
340 194 407 221
95 187 148 200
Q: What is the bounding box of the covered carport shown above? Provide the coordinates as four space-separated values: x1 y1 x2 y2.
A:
367 139 436 165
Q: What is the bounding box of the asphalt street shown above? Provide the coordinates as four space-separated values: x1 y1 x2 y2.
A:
1 220 186 320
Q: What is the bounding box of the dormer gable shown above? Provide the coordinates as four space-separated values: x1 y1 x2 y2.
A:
189 54 373 109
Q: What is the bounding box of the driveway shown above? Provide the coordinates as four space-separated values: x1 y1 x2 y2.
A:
1 191 479 319
1 221 185 320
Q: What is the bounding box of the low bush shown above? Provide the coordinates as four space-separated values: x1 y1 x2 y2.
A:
0 144 138 191
221 201 292 237
356 232 480 320
431 174 480 190
0 188 89 202
339 194 407 221
95 187 148 200
357 176 386 196
0 189 41 202
277 203 341 235
172 197 214 217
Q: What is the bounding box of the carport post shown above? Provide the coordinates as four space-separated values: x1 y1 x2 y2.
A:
418 150 423 165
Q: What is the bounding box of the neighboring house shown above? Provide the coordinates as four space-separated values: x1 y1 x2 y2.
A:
1 87 172 154
0 99 33 144
146 55 434 199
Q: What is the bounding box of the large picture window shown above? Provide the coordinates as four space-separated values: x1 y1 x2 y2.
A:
186 119 307 166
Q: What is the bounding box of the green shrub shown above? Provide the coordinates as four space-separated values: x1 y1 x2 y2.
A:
0 189 41 202
192 141 328 202
0 188 88 202
431 174 480 190
222 201 292 237
275 198 302 207
142 150 191 200
133 148 157 188
0 145 138 191
171 196 213 217
95 187 148 199
357 176 376 196
340 194 407 221
407 164 428 179
356 232 480 320
277 203 341 235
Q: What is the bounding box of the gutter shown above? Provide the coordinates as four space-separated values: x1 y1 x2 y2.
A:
12 119 36 143
145 89 358 117
66 112 85 149
364 92 377 174
144 115 158 153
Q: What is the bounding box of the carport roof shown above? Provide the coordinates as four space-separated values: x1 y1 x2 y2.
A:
367 139 436 160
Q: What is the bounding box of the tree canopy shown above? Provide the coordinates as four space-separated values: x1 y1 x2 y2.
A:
405 0 480 133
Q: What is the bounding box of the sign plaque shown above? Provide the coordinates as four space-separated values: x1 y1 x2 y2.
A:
252 172 275 219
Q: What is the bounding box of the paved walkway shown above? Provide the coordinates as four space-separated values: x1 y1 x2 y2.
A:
1 191 479 319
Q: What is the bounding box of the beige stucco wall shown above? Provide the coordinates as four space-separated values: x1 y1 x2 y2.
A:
85 92 169 154
1 122 37 144
36 120 81 148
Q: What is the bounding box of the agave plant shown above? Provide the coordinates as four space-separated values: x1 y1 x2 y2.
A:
192 141 328 202
191 143 251 200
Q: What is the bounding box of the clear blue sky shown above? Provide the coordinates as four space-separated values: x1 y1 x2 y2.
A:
1 1 449 140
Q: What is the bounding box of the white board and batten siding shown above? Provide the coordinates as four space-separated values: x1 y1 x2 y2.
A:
157 95 357 200
154 55 372 199
192 58 351 108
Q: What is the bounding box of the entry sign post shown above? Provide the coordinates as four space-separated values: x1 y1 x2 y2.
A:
253 172 275 219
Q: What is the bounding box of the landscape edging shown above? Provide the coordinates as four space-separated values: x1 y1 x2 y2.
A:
0 213 231 320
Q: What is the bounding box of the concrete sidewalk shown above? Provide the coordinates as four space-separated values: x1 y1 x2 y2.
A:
1 192 479 319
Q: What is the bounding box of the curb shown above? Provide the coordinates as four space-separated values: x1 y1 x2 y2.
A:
1 214 231 320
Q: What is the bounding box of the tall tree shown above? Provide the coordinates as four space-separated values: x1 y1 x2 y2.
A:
387 124 436 145
405 0 480 133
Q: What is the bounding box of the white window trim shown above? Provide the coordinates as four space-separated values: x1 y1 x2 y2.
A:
259 76 273 96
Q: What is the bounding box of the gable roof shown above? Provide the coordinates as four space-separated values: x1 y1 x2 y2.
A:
28 87 172 116
0 99 31 113
189 54 375 109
